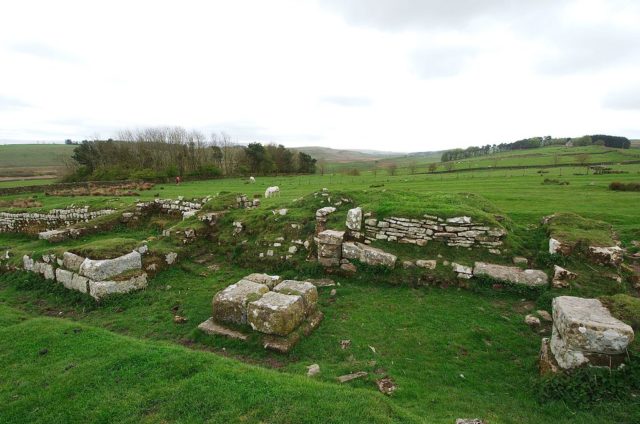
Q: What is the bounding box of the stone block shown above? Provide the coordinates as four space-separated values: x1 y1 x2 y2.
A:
473 262 548 287
247 292 305 336
63 252 85 272
79 251 142 281
212 280 270 325
317 230 345 245
342 242 363 260
273 280 318 313
89 273 147 300
243 273 281 289
416 259 437 269
346 207 362 230
552 296 634 355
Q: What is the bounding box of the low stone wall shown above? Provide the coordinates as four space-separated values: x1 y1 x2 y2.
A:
363 215 506 249
0 207 115 234
135 197 208 219
0 180 149 196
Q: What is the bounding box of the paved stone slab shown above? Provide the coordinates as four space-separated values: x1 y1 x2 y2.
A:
198 317 249 341
473 262 548 287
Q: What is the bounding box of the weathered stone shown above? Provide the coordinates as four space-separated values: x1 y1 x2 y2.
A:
416 259 437 269
318 243 342 258
456 419 485 424
198 317 249 341
539 337 560 375
359 244 397 267
273 280 318 313
513 256 528 265
340 262 357 273
537 310 552 322
315 206 336 218
247 292 305 336
63 252 85 272
588 246 623 266
88 273 147 300
79 251 142 281
452 262 473 275
243 273 281 289
525 314 541 327
38 229 69 242
473 262 548 287
552 265 577 288
337 371 367 383
307 364 320 377
165 252 178 265
212 280 270 325
318 257 340 267
342 242 364 260
364 218 377 227
55 268 73 286
22 255 34 271
317 230 345 245
346 207 362 231
552 296 634 355
446 216 471 224
402 260 415 269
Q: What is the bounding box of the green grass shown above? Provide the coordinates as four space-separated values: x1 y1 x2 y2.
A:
546 212 616 247
0 144 74 168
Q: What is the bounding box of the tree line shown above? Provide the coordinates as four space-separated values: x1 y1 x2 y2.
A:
64 127 316 182
441 134 630 162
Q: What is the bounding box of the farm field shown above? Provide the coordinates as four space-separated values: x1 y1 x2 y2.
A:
1 149 640 423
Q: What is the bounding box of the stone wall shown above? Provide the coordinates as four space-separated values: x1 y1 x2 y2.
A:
363 215 506 249
0 207 115 234
135 197 209 219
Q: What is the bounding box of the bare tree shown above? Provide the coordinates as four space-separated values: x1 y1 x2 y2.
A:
387 163 398 176
576 153 590 167
428 162 437 173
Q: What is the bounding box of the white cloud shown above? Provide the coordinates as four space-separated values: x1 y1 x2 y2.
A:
0 0 638 151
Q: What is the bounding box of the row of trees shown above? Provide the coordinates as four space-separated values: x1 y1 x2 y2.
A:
65 127 316 181
440 134 630 162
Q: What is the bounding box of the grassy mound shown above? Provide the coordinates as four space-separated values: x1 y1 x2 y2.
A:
0 311 417 424
546 212 615 247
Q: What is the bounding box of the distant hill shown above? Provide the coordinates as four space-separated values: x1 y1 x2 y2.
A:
0 144 74 180
292 146 402 163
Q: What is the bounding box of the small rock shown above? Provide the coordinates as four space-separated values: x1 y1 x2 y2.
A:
456 419 485 424
402 260 415 269
537 310 552 322
340 263 357 273
174 315 188 324
337 371 367 383
330 289 337 297
524 314 541 327
340 339 351 350
513 256 528 265
307 363 320 377
376 376 397 395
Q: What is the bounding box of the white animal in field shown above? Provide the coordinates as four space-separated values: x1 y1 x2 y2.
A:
249 176 256 183
265 186 280 198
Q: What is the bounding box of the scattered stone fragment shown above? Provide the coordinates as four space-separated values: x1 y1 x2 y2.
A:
340 339 352 350
198 318 249 341
537 310 552 322
340 263 357 273
243 273 281 289
376 377 397 395
402 260 415 269
165 252 178 265
588 246 624 266
330 289 337 297
307 364 320 377
552 265 577 288
513 256 528 265
456 419 485 424
416 259 437 269
174 315 188 324
306 278 335 287
525 314 541 327
337 371 367 383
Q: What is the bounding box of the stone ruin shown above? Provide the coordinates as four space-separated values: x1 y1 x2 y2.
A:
316 229 398 270
21 249 148 301
236 194 260 209
540 296 634 373
199 273 324 353
135 197 209 220
1 207 115 235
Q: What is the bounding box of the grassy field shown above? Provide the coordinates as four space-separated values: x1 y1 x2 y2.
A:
0 144 74 179
1 145 640 423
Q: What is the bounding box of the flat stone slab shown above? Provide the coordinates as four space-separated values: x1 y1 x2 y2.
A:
337 371 367 383
473 262 548 287
198 318 249 341
38 229 69 242
273 280 318 313
212 280 270 325
318 229 345 245
306 278 335 287
342 242 396 268
243 273 281 289
552 296 634 354
89 273 148 300
248 292 305 336
79 251 142 281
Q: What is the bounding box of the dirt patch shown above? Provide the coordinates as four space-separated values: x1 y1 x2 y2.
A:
0 198 42 208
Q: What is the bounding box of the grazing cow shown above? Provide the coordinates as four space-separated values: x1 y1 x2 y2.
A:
249 176 256 183
265 186 280 198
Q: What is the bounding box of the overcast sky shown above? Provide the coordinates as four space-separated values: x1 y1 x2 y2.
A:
1 0 639 152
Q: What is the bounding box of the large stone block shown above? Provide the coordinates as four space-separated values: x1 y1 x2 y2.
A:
89 273 148 300
212 280 270 325
63 252 85 272
317 230 345 245
346 207 362 231
473 262 548 287
360 244 397 268
22 255 34 271
79 251 142 281
318 242 342 258
56 269 89 293
273 280 318 313
342 242 364 260
247 292 305 336
243 273 281 289
552 296 633 355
